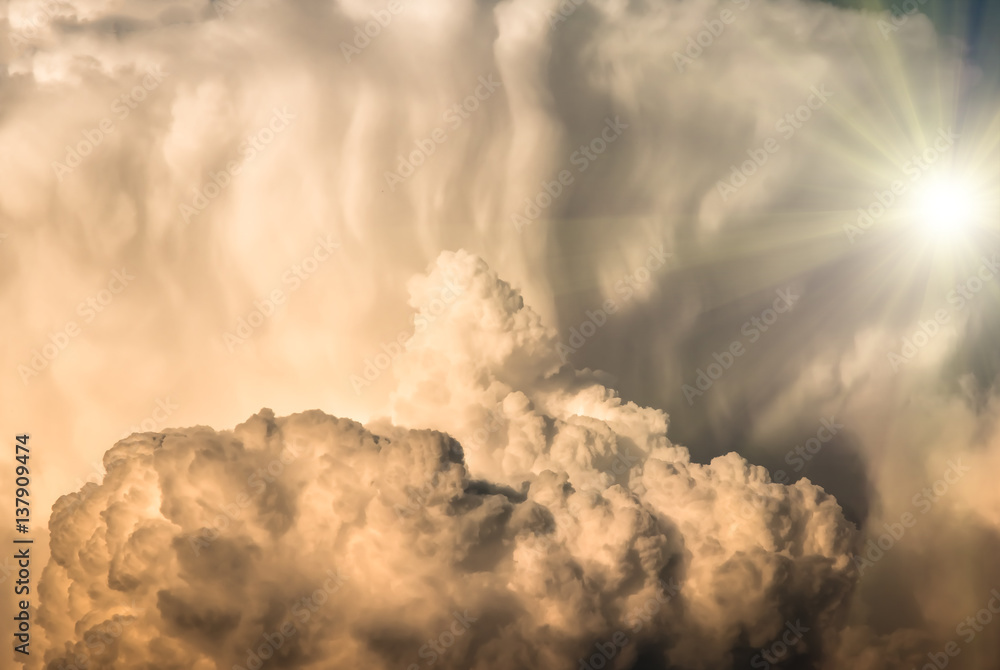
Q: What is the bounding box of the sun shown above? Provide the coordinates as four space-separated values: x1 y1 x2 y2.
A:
911 175 984 241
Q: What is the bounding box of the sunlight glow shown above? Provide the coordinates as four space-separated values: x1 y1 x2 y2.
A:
913 176 982 239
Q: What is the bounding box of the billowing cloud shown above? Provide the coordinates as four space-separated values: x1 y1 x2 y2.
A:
36 253 856 670
1 0 997 667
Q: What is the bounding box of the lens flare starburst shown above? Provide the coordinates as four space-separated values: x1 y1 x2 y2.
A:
912 174 985 241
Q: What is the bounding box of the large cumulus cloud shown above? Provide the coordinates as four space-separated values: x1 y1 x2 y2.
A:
2 0 997 667
35 253 856 670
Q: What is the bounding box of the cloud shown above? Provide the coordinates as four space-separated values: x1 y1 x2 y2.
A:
1 0 997 667
35 252 856 669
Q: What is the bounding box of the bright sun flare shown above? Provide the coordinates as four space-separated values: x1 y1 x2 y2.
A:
913 176 982 239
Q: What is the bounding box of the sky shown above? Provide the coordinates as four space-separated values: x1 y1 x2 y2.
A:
1 0 999 668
